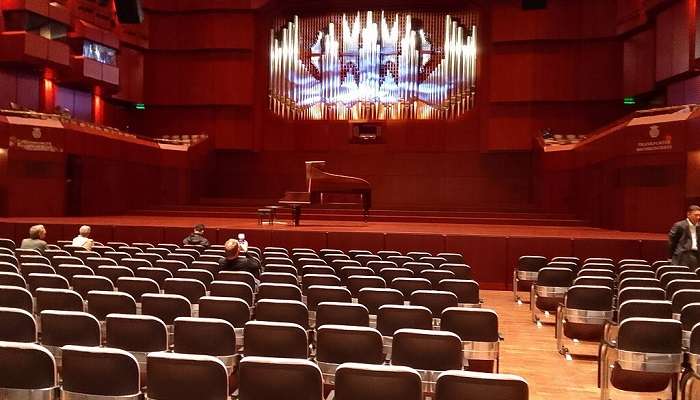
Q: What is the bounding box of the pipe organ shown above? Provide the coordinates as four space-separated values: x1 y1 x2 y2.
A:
269 10 478 120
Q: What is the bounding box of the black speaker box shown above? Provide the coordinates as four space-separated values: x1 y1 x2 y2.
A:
522 0 547 10
115 0 143 24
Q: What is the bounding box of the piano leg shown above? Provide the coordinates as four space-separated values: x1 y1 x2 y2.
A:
291 205 302 226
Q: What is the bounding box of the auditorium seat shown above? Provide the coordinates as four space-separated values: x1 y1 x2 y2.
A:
671 290 700 319
292 247 316 254
551 256 580 265
435 370 529 400
27 273 70 294
618 269 655 281
0 254 18 267
62 345 141 398
191 261 221 275
420 257 448 269
306 285 353 325
585 257 613 265
85 257 118 270
136 267 173 287
618 263 652 273
118 246 142 258
163 278 206 308
375 250 400 260
680 303 700 348
103 251 131 264
56 264 94 282
330 259 361 274
72 275 113 298
0 261 19 274
16 249 43 258
147 351 228 400
302 274 341 292
379 268 414 284
410 290 458 325
316 325 385 384
173 317 237 375
667 280 700 299
0 285 33 312
87 291 137 321
356 254 382 268
265 264 299 275
0 307 36 342
96 266 134 285
348 249 373 259
121 258 153 271
619 277 662 290
441 307 500 373
238 356 322 400
420 269 455 287
264 257 294 267
36 288 84 313
0 238 15 249
210 280 254 306
175 269 215 289
348 275 386 297
407 252 432 261
198 297 249 348
292 253 318 265
107 242 129 249
555 285 613 358
165 253 195 267
255 299 310 329
147 247 171 258
316 302 369 328
403 262 433 276
157 244 180 253
439 264 472 281
44 249 70 260
340 266 375 284
91 245 115 255
243 321 309 359
391 328 463 393
117 277 160 303
358 287 404 316
217 271 257 290
617 287 666 304
297 258 326 267
264 251 288 260
391 277 432 298
601 318 681 400
334 362 423 400
40 310 101 364
530 267 575 324
265 246 289 255
387 255 415 268
0 271 26 288
132 243 155 252
437 280 480 306
74 250 101 263
141 293 192 329
261 272 299 286
367 260 398 274
257 283 302 302
572 276 614 289
106 314 168 374
323 253 351 264
181 245 203 254
377 305 433 359
0 342 58 397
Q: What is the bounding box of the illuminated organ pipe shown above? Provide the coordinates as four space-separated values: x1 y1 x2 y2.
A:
269 11 477 120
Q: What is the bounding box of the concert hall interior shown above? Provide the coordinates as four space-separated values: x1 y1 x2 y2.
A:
0 0 699 399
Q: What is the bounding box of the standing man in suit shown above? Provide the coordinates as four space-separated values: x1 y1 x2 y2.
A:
669 205 700 267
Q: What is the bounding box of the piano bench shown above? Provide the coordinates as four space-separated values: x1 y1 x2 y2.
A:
257 208 273 225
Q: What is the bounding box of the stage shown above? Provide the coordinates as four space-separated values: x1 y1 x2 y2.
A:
0 214 667 290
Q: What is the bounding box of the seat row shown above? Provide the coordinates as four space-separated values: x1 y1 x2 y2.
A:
0 340 527 400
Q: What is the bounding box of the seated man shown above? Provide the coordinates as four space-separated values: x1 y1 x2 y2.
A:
71 225 94 250
183 224 210 248
219 239 261 277
20 224 48 252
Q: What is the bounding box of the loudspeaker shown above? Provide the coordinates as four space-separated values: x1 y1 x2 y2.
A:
522 0 547 10
115 0 143 24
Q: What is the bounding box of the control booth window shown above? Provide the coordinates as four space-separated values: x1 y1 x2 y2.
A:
83 41 117 66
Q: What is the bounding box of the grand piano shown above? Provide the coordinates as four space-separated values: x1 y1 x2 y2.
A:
279 161 372 226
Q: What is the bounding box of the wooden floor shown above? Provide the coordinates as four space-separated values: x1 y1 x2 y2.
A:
484 290 675 400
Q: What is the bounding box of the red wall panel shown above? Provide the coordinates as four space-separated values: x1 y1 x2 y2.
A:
572 238 642 261
655 0 692 82
623 28 655 96
326 232 386 253
445 235 507 289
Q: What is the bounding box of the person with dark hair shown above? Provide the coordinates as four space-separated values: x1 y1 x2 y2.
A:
183 224 210 247
219 239 261 277
669 205 700 267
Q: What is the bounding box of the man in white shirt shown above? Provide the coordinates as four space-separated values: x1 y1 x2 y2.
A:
72 225 94 251
669 205 700 267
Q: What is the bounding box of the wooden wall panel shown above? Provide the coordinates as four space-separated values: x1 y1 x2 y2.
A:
149 13 255 50
655 0 691 82
623 28 656 96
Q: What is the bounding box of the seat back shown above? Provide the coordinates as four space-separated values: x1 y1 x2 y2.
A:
316 325 384 365
36 288 84 313
618 300 672 321
147 351 228 400
141 293 192 325
72 275 114 298
257 283 302 302
40 310 101 347
435 370 529 400
0 272 26 288
437 280 480 305
306 285 352 311
209 280 254 306
441 308 499 342
117 277 160 302
62 345 141 396
0 342 56 391
163 278 206 304
391 277 431 297
376 305 433 336
358 288 404 315
348 276 386 297
238 356 322 400
174 317 236 356
106 314 168 352
87 291 137 320
199 296 250 328
334 363 422 400
0 285 33 312
243 321 308 358
0 307 36 342
216 271 256 290
410 290 459 318
316 302 369 328
392 328 463 371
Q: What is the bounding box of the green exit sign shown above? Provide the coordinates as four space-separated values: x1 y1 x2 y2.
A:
623 97 636 105
135 103 146 110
